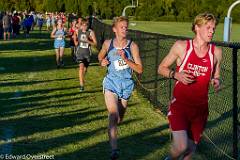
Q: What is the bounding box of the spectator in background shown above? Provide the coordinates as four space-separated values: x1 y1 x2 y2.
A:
158 12 222 160
12 13 20 38
37 14 44 32
23 14 33 38
30 11 37 31
16 12 22 35
46 14 51 31
0 11 3 39
51 13 56 29
68 13 77 28
61 13 66 24
2 11 12 40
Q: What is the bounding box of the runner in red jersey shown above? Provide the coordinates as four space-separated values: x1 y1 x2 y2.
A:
158 12 222 160
173 39 214 105
68 19 77 61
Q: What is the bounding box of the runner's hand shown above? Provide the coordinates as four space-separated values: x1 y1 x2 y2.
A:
175 70 196 85
211 78 221 93
100 58 109 67
118 49 127 61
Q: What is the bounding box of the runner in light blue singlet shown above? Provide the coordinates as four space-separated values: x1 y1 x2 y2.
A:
103 39 134 100
54 28 65 49
98 16 143 160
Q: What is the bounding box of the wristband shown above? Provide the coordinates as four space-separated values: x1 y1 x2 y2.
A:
168 70 173 79
169 70 176 79
172 71 176 79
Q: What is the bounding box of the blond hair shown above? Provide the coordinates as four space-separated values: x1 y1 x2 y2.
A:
192 12 217 34
112 16 129 28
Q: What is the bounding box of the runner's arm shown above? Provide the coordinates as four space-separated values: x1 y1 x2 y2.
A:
87 30 97 47
158 41 182 78
98 40 110 67
158 40 195 85
50 28 56 38
73 30 78 46
211 46 222 92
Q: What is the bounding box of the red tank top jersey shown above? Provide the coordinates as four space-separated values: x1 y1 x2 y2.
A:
173 40 215 105
69 27 76 34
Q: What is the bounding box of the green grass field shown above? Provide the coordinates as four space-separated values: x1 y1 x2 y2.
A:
104 20 240 42
0 30 176 160
0 23 234 159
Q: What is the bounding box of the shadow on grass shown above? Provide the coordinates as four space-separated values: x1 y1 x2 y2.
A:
0 54 78 74
0 105 106 139
1 121 169 160
0 78 16 82
54 124 169 160
0 85 79 100
0 77 75 87
0 39 52 52
0 51 99 75
0 30 172 159
0 32 54 51
0 81 170 160
0 85 103 115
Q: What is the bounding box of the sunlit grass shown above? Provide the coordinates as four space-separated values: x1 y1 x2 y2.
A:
0 30 177 160
104 20 240 42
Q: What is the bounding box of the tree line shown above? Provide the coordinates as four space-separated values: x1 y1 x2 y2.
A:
1 0 240 22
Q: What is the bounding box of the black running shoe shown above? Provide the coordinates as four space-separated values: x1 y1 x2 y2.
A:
59 60 64 67
110 149 120 160
80 86 84 92
56 63 60 69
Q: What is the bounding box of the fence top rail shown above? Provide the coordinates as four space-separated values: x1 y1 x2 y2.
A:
213 41 240 49
93 18 240 49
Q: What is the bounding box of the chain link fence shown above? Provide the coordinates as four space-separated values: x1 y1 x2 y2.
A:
92 18 240 160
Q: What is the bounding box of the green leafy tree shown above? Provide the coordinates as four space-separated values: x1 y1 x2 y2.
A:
2 0 240 23
0 0 15 11
43 0 59 12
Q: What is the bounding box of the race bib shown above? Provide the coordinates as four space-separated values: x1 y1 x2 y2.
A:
80 42 89 48
56 37 63 40
114 59 129 71
79 34 89 48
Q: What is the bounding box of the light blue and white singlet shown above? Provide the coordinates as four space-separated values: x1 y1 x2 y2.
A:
103 39 134 100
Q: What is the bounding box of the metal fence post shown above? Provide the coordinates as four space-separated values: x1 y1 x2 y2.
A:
154 36 160 103
232 48 238 159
